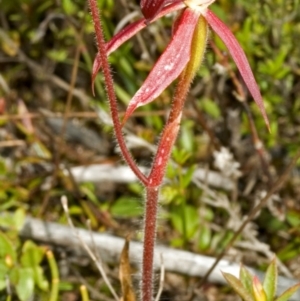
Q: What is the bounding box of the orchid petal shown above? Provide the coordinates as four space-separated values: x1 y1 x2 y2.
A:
140 0 169 20
92 1 185 95
204 10 270 130
123 8 200 124
92 19 146 94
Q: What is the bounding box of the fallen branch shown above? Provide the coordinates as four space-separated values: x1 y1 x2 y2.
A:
19 216 300 300
68 163 234 190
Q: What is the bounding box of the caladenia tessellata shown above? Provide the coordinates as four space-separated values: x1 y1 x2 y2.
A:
88 0 270 300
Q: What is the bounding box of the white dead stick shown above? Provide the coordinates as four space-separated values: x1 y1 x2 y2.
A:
68 164 234 190
19 216 300 300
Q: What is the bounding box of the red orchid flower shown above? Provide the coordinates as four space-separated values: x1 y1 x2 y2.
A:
88 2 270 300
92 0 270 129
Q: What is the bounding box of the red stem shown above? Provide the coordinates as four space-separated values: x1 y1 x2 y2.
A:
88 0 148 186
141 66 193 300
141 186 159 301
148 68 192 186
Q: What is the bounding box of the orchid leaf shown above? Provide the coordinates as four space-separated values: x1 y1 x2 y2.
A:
92 1 185 94
123 8 200 124
274 283 300 301
222 272 254 301
204 10 270 130
240 265 255 299
253 276 267 301
263 258 277 301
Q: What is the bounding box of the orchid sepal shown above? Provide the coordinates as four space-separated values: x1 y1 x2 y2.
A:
91 1 186 95
204 9 270 130
122 8 201 125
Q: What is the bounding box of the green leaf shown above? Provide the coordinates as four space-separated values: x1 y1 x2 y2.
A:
13 208 26 231
33 266 49 291
0 159 7 175
62 0 78 15
47 49 68 62
201 98 221 119
274 283 300 301
79 183 98 205
16 268 35 301
0 279 5 291
286 210 300 227
170 237 184 248
263 258 277 301
0 231 17 264
198 224 211 251
222 272 254 301
172 147 191 165
161 185 179 204
182 165 196 188
111 197 143 218
179 121 195 153
0 261 9 275
0 262 9 290
240 265 254 298
20 240 45 267
277 240 300 262
170 205 199 240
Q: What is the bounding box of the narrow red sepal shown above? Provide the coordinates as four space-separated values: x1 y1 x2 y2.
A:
92 19 147 95
205 10 270 130
122 8 200 124
91 1 185 95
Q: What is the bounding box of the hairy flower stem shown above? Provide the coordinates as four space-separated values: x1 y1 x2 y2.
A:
141 16 208 301
140 75 191 301
88 0 148 185
141 186 159 301
140 80 186 301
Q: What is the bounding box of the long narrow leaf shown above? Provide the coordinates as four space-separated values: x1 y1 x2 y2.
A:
263 258 277 301
240 265 255 299
123 8 200 124
274 283 300 301
222 272 254 301
253 276 267 301
204 10 270 130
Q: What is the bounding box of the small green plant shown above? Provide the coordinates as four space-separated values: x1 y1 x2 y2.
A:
0 211 61 301
223 259 300 301
0 231 49 301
